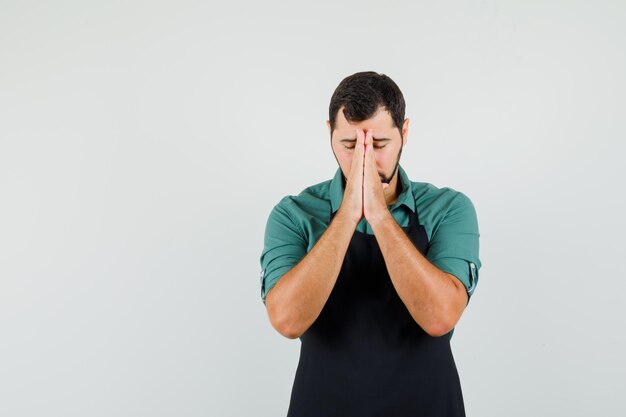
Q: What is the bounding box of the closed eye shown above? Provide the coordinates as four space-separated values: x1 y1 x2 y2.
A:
345 145 386 150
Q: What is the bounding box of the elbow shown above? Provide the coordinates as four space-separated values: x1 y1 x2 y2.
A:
422 292 465 337
280 325 303 340
423 311 458 338
424 320 454 338
267 296 303 339
272 314 303 339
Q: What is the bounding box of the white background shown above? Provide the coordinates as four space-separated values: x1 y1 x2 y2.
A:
1 1 624 416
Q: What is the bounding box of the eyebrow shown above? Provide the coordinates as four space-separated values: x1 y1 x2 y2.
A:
339 137 392 143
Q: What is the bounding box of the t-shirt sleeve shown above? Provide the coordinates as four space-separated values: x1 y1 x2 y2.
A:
426 191 481 305
259 199 308 305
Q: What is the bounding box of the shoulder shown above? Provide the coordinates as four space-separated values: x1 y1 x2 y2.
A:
272 178 332 215
264 178 333 239
411 181 474 211
408 180 478 234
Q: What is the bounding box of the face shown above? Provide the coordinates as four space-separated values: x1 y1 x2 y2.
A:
327 106 409 193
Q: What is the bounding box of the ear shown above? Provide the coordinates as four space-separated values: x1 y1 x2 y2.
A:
401 118 409 146
326 120 331 136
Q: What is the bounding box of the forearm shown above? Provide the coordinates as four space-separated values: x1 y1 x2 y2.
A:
266 208 358 339
369 210 465 337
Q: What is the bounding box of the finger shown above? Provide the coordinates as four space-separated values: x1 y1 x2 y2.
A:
356 128 365 145
364 132 376 174
355 128 365 171
347 137 363 190
364 130 373 172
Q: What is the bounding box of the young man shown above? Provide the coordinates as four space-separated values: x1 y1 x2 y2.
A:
259 71 481 416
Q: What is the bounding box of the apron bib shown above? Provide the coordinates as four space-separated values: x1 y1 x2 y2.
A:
286 207 466 417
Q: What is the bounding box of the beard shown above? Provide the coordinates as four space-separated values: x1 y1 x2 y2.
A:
380 144 403 185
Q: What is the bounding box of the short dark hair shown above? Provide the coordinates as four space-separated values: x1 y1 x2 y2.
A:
328 71 406 137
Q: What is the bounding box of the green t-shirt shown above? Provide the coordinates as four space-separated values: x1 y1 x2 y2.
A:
259 164 481 309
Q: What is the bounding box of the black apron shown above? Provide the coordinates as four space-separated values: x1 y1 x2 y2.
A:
286 207 466 417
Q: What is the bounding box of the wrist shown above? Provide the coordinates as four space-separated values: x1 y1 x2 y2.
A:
335 206 361 229
367 208 392 229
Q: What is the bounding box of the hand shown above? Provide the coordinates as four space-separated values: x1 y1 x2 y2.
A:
363 129 389 223
338 128 365 224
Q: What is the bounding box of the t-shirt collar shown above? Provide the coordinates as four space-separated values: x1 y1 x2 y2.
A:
329 164 416 215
